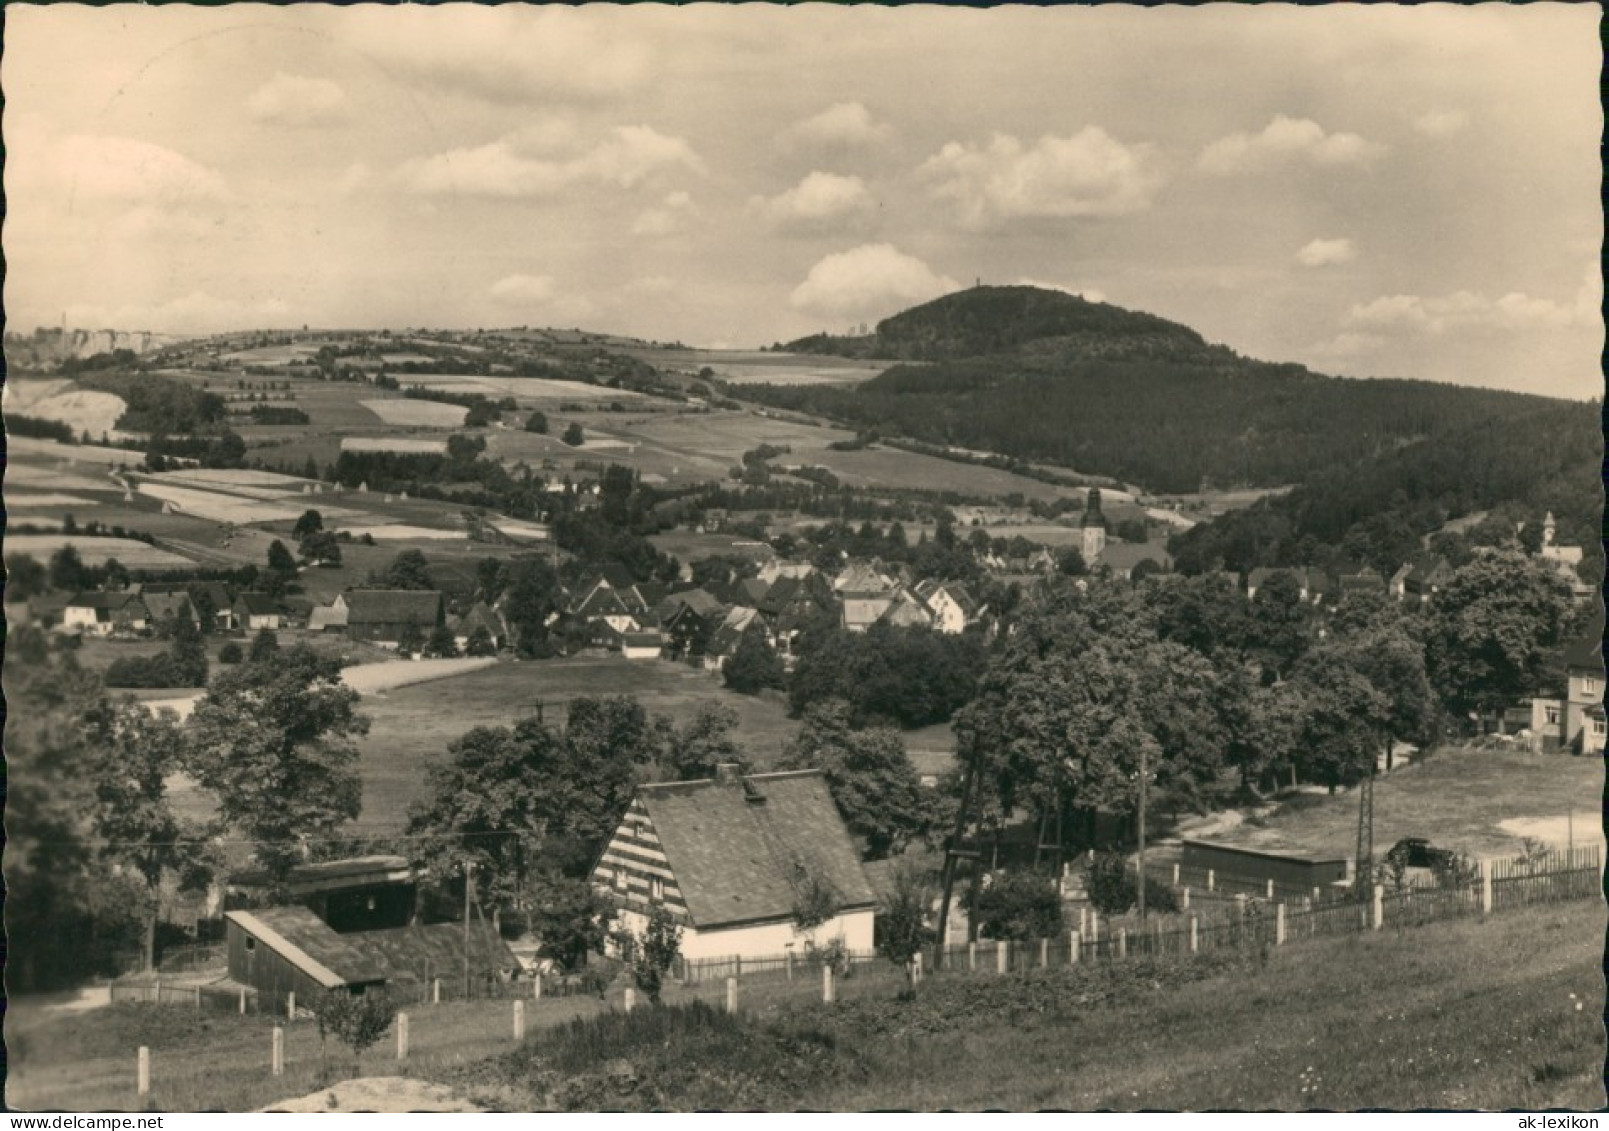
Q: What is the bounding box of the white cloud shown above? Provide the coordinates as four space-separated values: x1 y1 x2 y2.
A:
1345 269 1600 335
790 244 959 318
487 274 597 324
632 191 699 237
400 125 704 198
1296 238 1357 268
345 7 651 102
64 292 289 335
1308 331 1388 360
751 172 876 232
1199 116 1385 175
1415 109 1470 138
246 73 346 126
333 162 372 196
918 128 1164 226
782 102 892 150
48 134 228 204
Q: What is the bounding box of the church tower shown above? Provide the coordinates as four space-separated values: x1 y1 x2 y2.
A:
1080 488 1108 564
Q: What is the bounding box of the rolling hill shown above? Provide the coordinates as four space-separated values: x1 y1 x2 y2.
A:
754 285 1602 575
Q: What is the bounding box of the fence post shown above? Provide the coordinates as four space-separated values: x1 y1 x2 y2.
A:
195 986 203 1010
239 988 247 1016
1265 878 1274 900
1206 869 1215 892
785 950 793 981
1172 863 1181 885
996 940 1009 974
735 956 743 981
913 951 924 984
137 1047 150 1098
1090 911 1099 944
1480 859 1493 915
431 978 441 1005
822 964 835 1004
1312 886 1321 906
396 1013 409 1060
726 977 739 1015
1117 928 1127 960
154 979 162 1004
286 991 295 1021
1069 929 1080 965
1372 884 1384 930
1182 886 1190 910
271 1026 285 1077
1039 937 1049 968
1189 915 1198 954
533 974 543 1000
624 987 636 1013
968 941 977 971
1079 907 1088 938
1275 903 1286 946
513 1000 525 1042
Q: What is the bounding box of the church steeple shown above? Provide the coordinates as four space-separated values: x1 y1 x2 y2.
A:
1080 489 1107 563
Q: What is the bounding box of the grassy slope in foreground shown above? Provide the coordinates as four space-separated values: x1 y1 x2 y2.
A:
450 898 1605 1112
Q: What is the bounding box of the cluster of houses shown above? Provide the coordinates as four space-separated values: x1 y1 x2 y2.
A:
558 559 989 667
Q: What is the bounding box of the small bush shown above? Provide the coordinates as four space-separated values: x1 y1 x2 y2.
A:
315 988 393 1066
218 642 244 664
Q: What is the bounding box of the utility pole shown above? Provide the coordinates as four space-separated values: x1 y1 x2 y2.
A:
463 861 475 999
1136 739 1148 925
935 755 982 967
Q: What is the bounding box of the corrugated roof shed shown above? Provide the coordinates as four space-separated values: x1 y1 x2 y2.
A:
635 769 877 929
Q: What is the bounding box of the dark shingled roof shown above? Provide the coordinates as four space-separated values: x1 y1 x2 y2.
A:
634 769 877 929
235 592 282 616
226 906 388 987
344 590 443 625
351 921 517 985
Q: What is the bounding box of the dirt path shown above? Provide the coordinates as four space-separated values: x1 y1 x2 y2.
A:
263 1077 483 1112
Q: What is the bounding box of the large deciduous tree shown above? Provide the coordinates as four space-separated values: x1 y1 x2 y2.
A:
187 646 368 885
1424 549 1574 725
777 700 944 860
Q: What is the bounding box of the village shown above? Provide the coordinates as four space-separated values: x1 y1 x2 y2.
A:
5 2 1604 1114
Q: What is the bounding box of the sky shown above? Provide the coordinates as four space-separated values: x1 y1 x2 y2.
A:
4 3 1602 398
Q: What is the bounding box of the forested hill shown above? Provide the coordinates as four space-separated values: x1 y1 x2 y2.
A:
783 284 1213 363
757 285 1571 496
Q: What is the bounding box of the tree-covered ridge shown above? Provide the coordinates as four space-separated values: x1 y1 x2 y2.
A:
786 285 1207 363
1168 398 1604 576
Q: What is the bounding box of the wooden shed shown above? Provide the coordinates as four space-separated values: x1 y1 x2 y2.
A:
1180 839 1349 890
225 907 388 1017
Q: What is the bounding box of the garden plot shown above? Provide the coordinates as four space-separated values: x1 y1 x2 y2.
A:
359 399 468 427
5 535 197 570
341 436 449 454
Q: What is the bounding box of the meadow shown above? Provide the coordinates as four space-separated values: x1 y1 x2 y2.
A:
1200 745 1605 860
5 534 198 571
359 399 469 428
348 655 800 832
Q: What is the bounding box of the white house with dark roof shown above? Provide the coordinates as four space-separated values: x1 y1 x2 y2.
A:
591 766 877 962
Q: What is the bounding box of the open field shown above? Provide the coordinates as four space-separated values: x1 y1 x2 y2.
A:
409 375 652 403
7 435 146 469
360 399 469 427
5 534 198 571
341 437 449 454
135 483 309 525
348 656 800 832
629 348 890 387
1189 745 1605 860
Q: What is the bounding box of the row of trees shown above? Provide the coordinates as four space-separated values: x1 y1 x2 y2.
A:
951 549 1581 861
6 631 368 990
